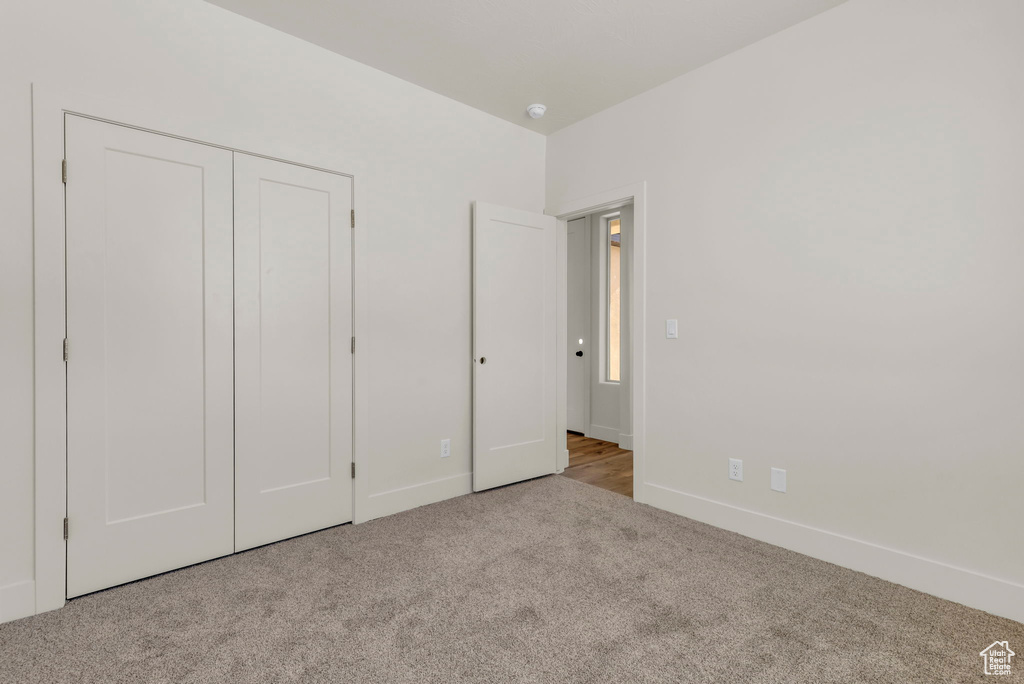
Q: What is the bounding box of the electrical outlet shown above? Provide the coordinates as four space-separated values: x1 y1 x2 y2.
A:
771 468 787 493
440 439 451 458
729 458 743 482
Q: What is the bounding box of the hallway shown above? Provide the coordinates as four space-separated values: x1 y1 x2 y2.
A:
559 432 633 497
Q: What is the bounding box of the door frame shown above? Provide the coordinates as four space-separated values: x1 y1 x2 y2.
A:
549 183 647 501
31 83 366 617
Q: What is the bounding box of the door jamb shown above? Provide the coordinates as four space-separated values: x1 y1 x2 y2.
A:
31 83 366 617
549 182 647 501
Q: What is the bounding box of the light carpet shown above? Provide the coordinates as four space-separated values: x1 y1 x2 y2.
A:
1 475 1020 683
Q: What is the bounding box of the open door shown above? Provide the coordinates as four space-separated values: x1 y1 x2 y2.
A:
473 202 558 491
566 216 591 433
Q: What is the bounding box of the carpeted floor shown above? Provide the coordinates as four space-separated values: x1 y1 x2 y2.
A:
1 476 1020 683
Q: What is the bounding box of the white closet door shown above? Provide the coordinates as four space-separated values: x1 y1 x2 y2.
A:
234 154 353 552
472 202 558 491
65 115 235 598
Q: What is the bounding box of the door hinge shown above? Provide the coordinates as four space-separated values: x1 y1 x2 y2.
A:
351 336 355 354
351 209 355 228
61 159 67 184
351 462 356 479
63 518 69 541
63 338 68 362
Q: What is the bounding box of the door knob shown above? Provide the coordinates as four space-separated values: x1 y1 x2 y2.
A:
575 351 584 357
479 357 487 364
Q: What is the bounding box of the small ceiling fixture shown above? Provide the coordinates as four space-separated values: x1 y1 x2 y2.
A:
526 104 547 119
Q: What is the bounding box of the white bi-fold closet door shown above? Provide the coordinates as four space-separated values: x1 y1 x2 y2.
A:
233 153 353 552
65 115 352 598
65 116 235 597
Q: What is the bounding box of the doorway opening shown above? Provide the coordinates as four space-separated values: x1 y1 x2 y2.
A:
561 433 633 497
560 204 634 497
470 182 645 503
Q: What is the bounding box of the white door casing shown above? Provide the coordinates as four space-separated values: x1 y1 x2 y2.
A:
617 204 634 448
234 153 354 552
65 115 235 597
472 202 558 491
566 216 591 433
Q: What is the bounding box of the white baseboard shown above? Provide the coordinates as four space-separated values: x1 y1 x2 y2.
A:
587 424 620 443
0 580 36 624
617 433 633 450
642 482 1024 625
363 472 472 522
558 449 569 472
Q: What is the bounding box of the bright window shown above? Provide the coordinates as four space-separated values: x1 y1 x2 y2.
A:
607 217 621 383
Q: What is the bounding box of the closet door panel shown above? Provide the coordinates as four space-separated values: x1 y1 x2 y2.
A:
234 154 353 551
65 115 234 597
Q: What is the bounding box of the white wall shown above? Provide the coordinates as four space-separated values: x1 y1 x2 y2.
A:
547 0 1024 622
0 0 544 622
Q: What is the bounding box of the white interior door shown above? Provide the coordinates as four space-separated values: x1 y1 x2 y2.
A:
473 201 557 491
234 154 353 552
566 217 591 433
65 115 234 598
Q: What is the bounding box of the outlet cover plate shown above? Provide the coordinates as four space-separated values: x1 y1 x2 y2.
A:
729 458 743 481
441 439 451 458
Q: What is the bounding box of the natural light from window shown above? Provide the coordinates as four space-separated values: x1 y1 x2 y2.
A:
608 217 620 383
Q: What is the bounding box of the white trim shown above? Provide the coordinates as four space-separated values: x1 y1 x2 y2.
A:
587 424 621 444
645 483 1024 625
362 473 473 522
549 181 647 504
556 211 569 481
0 581 36 623
617 434 633 450
351 164 371 524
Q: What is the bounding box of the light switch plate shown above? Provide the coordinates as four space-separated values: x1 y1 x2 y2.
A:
771 468 787 493
666 319 678 339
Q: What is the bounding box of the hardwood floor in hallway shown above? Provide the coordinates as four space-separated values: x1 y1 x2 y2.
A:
559 432 633 497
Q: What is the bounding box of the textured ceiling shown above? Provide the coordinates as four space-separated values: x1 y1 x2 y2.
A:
206 0 849 134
